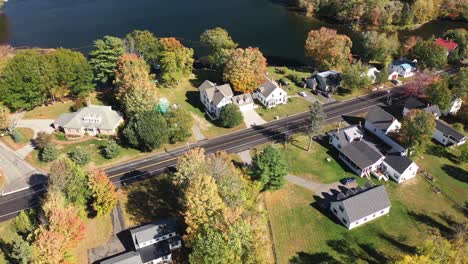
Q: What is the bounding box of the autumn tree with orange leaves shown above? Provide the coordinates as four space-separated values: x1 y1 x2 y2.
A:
305 27 352 71
159 37 194 85
223 47 267 93
88 170 118 216
114 53 159 117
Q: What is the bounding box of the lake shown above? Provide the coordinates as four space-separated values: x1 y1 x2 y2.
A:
1 0 467 65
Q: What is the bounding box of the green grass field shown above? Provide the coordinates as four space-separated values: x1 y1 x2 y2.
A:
0 128 34 150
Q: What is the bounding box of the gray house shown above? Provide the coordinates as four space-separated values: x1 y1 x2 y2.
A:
330 184 391 229
315 70 342 93
54 105 124 136
100 220 182 264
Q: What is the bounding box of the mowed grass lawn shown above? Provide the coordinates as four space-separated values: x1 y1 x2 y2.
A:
0 127 34 150
256 97 311 122
264 136 467 263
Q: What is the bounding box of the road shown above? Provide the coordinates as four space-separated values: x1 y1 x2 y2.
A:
0 87 406 222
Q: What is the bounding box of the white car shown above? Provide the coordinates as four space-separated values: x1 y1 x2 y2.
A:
298 92 307 97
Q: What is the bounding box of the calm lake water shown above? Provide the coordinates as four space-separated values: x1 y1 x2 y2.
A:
1 0 467 65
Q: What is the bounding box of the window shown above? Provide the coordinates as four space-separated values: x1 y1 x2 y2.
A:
373 214 376 217
332 208 337 214
342 218 347 224
380 210 384 214
356 221 359 225
339 205 344 212
364 218 367 221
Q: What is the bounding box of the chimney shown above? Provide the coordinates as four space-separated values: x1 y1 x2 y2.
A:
359 121 362 127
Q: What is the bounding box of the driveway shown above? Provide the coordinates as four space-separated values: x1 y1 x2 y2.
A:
295 92 321 104
15 119 55 158
242 109 266 128
0 141 45 195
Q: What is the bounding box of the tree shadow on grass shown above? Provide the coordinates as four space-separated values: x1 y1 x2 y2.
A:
290 251 343 264
327 239 391 264
441 164 468 184
378 233 416 254
125 175 183 224
426 145 458 164
408 211 453 239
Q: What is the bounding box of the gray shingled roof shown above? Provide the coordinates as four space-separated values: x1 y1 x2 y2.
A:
256 78 282 98
327 125 363 148
335 185 391 222
404 97 426 110
100 251 142 264
424 105 442 117
130 220 178 249
199 80 233 106
436 120 466 142
232 93 253 106
340 140 383 169
365 107 397 131
384 155 414 174
54 105 123 130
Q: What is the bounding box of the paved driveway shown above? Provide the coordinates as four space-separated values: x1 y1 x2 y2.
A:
15 119 55 158
242 109 266 128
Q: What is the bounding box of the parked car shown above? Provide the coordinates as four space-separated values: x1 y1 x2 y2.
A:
340 177 356 185
298 91 307 97
391 79 402 85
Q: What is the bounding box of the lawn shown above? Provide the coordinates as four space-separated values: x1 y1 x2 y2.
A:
265 177 465 264
23 100 74 119
0 127 34 150
256 97 311 121
72 215 113 264
266 66 311 96
333 87 371 102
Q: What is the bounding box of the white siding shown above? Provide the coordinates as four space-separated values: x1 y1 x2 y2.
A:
382 161 418 183
330 201 391 230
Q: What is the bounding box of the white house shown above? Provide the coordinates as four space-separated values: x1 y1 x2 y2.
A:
403 97 441 119
330 184 391 229
366 67 380 84
389 59 417 78
199 80 234 119
232 93 255 112
253 78 287 108
328 126 385 177
364 107 407 156
382 155 418 183
316 70 342 93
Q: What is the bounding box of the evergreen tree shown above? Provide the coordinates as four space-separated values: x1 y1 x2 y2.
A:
101 140 120 159
251 146 288 191
89 36 124 84
307 102 326 151
10 236 32 264
122 111 169 151
40 144 59 162
68 146 90 166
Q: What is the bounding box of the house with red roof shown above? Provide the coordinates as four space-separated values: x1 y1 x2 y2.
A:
434 38 459 55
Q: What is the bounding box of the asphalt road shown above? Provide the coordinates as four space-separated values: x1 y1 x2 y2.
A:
0 87 406 222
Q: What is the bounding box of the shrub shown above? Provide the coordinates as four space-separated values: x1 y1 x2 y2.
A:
40 144 59 162
68 147 90 165
96 134 112 140
11 130 23 143
452 123 464 133
101 140 120 159
54 131 68 141
35 132 53 150
219 104 243 128
70 97 87 112
14 209 36 233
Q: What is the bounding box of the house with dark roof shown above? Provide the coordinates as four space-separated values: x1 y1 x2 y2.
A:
328 125 385 177
364 107 406 155
315 70 342 93
199 80 236 119
330 185 391 229
382 155 418 183
403 97 466 146
53 105 124 136
389 59 417 78
99 220 181 264
253 78 287 108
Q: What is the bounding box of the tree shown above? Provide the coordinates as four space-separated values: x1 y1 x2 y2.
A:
159 38 194 85
251 146 288 191
10 236 32 264
412 0 439 24
341 61 373 91
34 132 52 150
68 146 90 165
459 144 468 163
426 79 452 112
122 110 169 151
14 209 36 234
401 36 420 57
400 110 436 155
48 156 90 207
173 148 208 187
219 104 243 128
47 48 94 98
124 30 161 67
305 27 352 70
89 36 124 84
40 143 59 162
307 102 326 151
101 140 120 159
183 173 225 246
361 31 399 63
0 103 10 131
166 108 193 143
449 67 468 98
88 170 118 216
114 53 158 117
189 224 235 264
200 27 238 69
375 66 389 84
0 50 50 110
443 29 468 63
404 72 437 96
410 40 448 69
41 191 86 249
32 229 68 264
223 47 267 93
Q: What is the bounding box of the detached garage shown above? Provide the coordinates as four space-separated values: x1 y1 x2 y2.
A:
232 93 255 112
